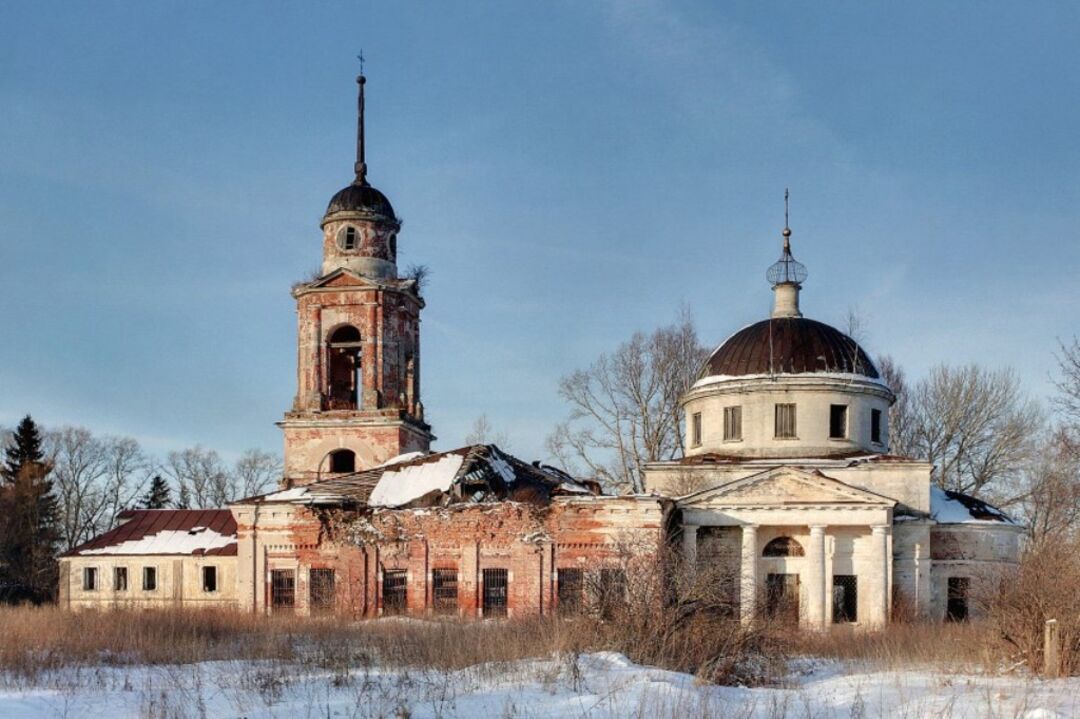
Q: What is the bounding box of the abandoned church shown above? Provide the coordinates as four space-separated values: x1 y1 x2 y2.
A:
57 72 1022 628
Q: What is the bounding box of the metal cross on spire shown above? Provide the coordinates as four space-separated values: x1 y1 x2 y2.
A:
784 187 790 231
354 50 368 184
357 50 365 76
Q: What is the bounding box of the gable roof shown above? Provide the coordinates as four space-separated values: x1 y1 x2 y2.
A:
676 466 896 508
253 444 595 509
62 509 238 557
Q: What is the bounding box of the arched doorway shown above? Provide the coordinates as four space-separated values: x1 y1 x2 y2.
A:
763 536 804 621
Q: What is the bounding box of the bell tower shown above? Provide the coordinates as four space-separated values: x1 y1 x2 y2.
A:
279 69 433 485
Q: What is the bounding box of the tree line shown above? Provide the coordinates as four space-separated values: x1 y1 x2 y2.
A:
548 310 1080 543
0 418 282 603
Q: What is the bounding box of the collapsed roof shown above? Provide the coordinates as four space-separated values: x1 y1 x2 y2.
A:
260 444 598 509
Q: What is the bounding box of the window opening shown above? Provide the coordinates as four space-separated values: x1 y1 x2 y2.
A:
597 568 627 619
327 325 362 410
557 568 584 615
833 575 857 623
432 568 458 614
83 567 97 591
691 412 702 447
202 566 217 593
775 403 797 439
946 577 969 622
329 449 356 474
829 405 848 439
724 406 742 441
871 409 882 444
143 566 157 591
114 567 127 592
766 573 800 621
382 569 407 615
337 225 360 251
763 536 805 557
309 568 335 612
482 568 508 618
270 569 295 610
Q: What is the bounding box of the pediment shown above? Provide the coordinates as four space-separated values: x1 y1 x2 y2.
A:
677 467 895 508
308 269 378 289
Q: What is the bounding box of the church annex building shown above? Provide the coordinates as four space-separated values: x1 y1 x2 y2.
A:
58 72 1021 629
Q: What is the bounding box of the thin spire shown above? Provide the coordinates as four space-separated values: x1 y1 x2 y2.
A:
354 51 367 185
782 187 791 251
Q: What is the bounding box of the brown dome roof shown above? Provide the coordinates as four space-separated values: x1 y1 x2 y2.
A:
324 182 396 222
701 317 880 380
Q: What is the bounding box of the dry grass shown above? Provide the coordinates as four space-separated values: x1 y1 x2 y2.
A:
791 622 999 673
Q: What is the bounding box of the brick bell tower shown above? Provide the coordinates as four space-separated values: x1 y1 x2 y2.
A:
279 69 433 485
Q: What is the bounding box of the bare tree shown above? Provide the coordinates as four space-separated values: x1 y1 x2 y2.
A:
232 448 283 499
547 309 709 493
1014 429 1080 542
1054 336 1080 430
876 355 915 456
464 414 512 449
907 364 1042 497
165 446 233 509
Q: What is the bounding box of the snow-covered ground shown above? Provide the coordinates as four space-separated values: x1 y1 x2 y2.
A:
1 652 1077 718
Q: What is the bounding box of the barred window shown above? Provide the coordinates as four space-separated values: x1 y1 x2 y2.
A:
270 569 295 610
723 406 742 441
432 568 458 613
382 570 407 615
482 568 508 618
871 409 882 444
310 568 335 611
774 403 797 439
829 405 848 439
833 575 857 623
691 412 702 447
114 567 127 592
557 568 584 614
83 567 98 591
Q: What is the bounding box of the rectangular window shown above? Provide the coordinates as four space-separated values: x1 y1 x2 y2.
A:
142 566 157 592
270 569 295 610
309 568 335 611
871 409 882 444
691 412 702 447
597 567 627 619
557 568 584 615
114 567 127 592
723 406 742 441
202 566 218 593
829 404 848 439
432 568 458 614
832 575 857 623
482 568 509 618
946 577 969 622
382 569 407 615
774 403 797 439
83 567 98 591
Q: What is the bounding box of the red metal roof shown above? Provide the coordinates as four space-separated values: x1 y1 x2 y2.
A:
62 509 238 557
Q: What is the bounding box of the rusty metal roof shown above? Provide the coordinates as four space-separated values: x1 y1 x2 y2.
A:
702 317 879 380
324 181 396 222
62 509 238 557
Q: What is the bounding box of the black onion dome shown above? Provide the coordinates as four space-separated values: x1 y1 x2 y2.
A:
702 317 879 380
324 182 396 221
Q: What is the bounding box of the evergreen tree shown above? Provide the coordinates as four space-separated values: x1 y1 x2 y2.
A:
140 475 172 509
0 415 59 603
2 415 45 482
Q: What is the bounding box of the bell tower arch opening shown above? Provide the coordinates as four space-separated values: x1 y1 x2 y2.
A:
326 325 362 410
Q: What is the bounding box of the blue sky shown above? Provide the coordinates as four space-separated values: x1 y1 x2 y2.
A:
1 1 1078 462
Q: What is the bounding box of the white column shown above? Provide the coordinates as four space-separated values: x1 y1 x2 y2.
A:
682 525 699 568
807 525 827 630
869 525 890 627
740 524 759 623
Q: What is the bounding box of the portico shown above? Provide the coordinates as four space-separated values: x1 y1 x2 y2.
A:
678 467 894 629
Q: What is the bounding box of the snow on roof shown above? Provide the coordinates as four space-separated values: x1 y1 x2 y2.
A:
930 486 1016 525
64 509 238 557
368 453 466 508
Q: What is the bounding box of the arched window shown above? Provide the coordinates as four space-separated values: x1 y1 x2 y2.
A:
763 536 805 557
329 449 356 474
327 326 362 410
337 225 360 251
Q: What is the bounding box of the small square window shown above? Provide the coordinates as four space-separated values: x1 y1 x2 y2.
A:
829 405 848 439
114 567 128 592
723 406 742 441
143 566 157 592
202 566 217 593
774 404 797 439
83 567 98 591
871 409 882 444
691 412 702 447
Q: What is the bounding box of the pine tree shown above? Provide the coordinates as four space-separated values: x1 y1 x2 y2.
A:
0 415 59 603
141 475 172 509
